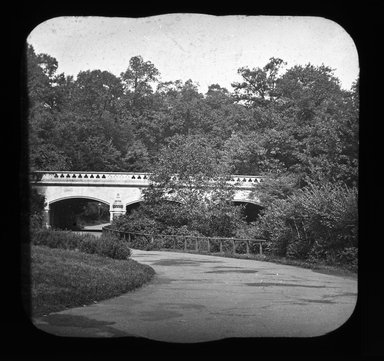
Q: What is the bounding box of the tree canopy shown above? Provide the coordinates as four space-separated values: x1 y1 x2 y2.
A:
27 43 358 187
27 43 359 267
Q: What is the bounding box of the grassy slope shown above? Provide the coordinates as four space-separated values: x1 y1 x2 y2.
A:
30 245 155 317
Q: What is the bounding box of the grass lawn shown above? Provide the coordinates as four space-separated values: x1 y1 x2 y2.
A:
29 245 155 317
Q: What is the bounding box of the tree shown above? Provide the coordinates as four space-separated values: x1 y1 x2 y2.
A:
122 139 151 171
230 59 358 186
140 134 244 237
27 45 61 111
274 65 358 185
120 55 160 115
202 84 258 145
74 135 122 171
70 70 124 120
277 63 344 123
154 79 205 136
231 57 286 107
27 45 72 171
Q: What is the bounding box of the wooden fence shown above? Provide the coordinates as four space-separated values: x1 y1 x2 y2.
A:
102 226 267 256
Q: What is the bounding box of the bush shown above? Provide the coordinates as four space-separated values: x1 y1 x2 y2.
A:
127 234 155 251
30 213 44 231
31 229 84 250
255 182 358 266
78 237 99 254
31 229 131 260
97 234 132 260
112 209 161 234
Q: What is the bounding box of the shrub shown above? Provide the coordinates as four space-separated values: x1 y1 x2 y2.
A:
30 213 44 231
78 237 99 254
112 209 161 234
255 182 358 266
97 234 131 259
31 229 131 260
31 229 85 250
254 199 292 256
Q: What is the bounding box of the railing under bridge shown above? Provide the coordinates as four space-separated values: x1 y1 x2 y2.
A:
102 226 267 256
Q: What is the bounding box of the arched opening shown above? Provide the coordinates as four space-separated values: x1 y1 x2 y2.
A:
233 201 263 223
49 197 110 230
125 201 143 216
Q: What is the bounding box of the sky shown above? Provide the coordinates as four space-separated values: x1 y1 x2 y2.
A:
27 14 359 93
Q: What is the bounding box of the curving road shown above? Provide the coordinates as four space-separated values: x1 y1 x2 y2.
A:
74 223 110 237
33 249 357 343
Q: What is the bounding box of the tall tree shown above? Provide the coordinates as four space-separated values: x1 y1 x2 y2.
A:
120 55 160 115
27 45 72 170
231 57 286 107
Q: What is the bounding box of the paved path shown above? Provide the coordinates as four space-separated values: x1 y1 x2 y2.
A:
74 223 111 238
82 223 111 231
33 249 357 343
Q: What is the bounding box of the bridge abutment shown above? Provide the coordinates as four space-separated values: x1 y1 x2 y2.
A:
110 193 126 221
43 204 52 228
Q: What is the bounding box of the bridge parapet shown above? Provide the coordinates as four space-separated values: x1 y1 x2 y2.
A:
30 171 265 189
228 175 265 186
30 171 152 186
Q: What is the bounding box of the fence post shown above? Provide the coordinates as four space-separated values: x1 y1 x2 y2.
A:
151 235 154 244
174 235 176 250
232 239 236 254
195 237 198 251
245 240 249 255
184 236 187 251
207 239 211 253
128 233 131 243
219 239 223 253
259 241 263 255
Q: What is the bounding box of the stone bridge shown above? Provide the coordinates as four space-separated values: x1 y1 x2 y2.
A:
30 171 265 228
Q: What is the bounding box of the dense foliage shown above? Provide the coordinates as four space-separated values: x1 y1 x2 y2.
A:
27 46 358 184
27 44 358 268
30 188 46 230
255 182 358 270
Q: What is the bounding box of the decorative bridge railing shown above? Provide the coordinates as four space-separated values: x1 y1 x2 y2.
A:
30 171 266 189
102 226 267 256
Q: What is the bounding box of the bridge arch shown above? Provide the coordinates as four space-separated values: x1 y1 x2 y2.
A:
48 195 111 206
125 199 144 207
232 199 264 223
47 196 111 230
125 199 144 217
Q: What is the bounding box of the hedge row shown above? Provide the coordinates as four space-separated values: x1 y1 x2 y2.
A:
31 229 131 260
